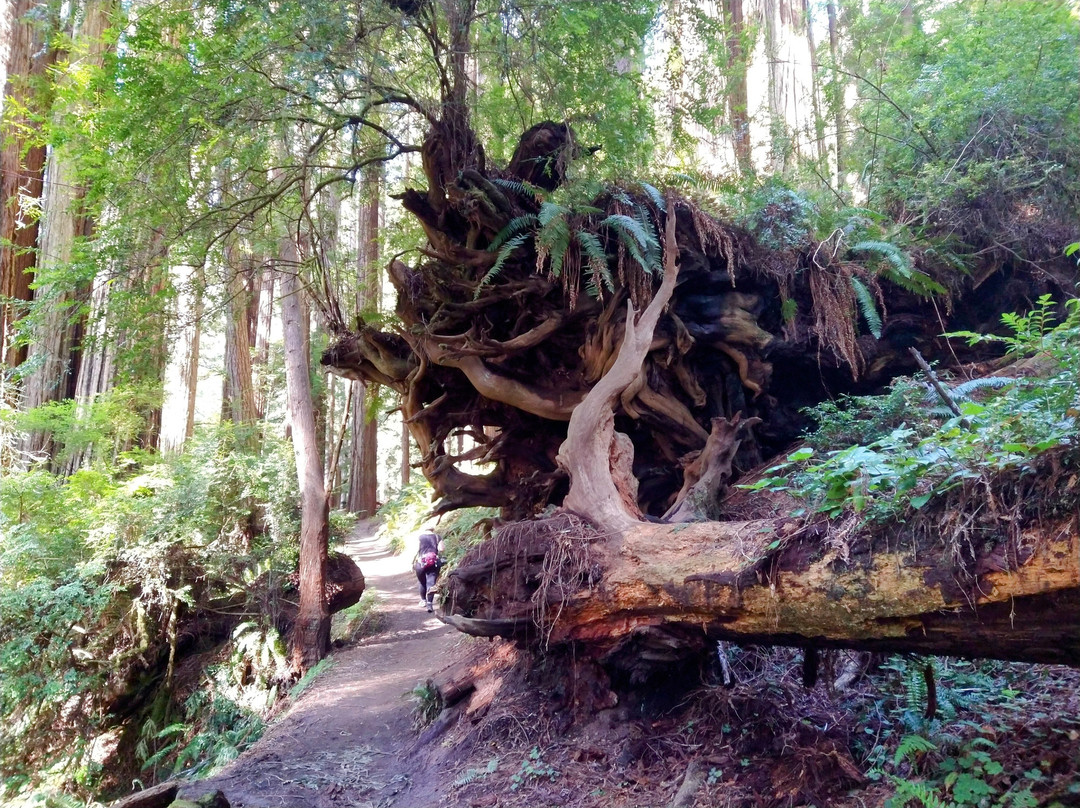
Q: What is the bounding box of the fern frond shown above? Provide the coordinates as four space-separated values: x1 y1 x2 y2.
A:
888 775 950 808
538 201 569 227
634 204 663 272
893 734 937 767
600 213 653 251
536 215 571 278
640 182 667 213
492 177 542 204
488 214 538 253
850 276 883 338
476 233 529 297
577 230 613 298
853 240 946 297
920 378 1019 406
949 376 1017 400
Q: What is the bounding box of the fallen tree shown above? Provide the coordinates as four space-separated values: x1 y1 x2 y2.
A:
320 114 1080 673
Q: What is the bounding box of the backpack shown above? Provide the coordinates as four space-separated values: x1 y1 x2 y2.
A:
419 550 440 571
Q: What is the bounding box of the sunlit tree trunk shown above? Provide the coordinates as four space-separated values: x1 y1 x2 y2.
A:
346 163 380 515
253 265 274 417
19 0 113 457
804 0 827 165
722 0 752 174
826 0 845 190
281 235 330 671
161 265 203 453
1 0 55 371
221 242 258 439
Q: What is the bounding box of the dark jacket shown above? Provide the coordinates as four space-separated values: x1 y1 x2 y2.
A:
418 532 440 555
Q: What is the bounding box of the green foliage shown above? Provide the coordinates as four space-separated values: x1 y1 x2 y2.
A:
850 276 883 338
408 681 441 729
0 425 305 802
480 184 661 303
744 299 1080 521
510 747 560 791
287 658 334 701
453 755 500 787
376 481 435 555
845 0 1079 266
331 590 386 643
851 240 946 298
802 379 926 453
885 732 1040 808
14 386 163 468
436 506 499 569
472 1 658 176
946 294 1076 358
741 180 817 251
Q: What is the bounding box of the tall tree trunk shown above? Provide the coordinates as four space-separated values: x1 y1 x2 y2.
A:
19 0 113 457
722 0 752 174
63 268 115 474
221 243 258 438
1 0 55 371
346 162 380 515
826 0 845 190
281 238 330 671
253 265 274 418
161 265 203 453
400 406 411 487
804 0 827 165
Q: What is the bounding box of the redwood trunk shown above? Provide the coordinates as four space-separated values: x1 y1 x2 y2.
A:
1 0 54 370
347 162 381 515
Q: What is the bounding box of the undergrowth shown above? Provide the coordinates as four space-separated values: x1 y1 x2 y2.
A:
743 297 1080 523
0 425 303 805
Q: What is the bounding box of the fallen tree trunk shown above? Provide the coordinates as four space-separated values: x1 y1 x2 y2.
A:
320 112 1080 674
442 508 1080 668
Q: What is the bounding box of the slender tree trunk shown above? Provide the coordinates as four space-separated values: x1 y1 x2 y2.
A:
161 265 203 453
281 239 330 671
253 265 274 417
826 0 845 190
346 162 380 515
1 0 55 371
804 0 827 165
63 268 115 474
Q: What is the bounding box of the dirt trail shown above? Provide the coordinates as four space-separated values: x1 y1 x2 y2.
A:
181 521 461 808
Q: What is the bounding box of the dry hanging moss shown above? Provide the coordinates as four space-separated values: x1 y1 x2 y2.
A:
443 512 604 644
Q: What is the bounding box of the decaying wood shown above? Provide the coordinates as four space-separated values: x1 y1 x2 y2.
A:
556 193 681 535
443 508 1080 668
664 414 762 523
321 112 1080 674
108 781 179 808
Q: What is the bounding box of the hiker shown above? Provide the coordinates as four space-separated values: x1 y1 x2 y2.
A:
414 530 444 612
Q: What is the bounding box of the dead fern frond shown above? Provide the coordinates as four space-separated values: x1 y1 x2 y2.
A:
808 262 864 377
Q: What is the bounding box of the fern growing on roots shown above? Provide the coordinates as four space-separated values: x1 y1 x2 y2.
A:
852 240 946 297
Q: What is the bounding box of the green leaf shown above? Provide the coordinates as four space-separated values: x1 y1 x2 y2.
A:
910 493 933 509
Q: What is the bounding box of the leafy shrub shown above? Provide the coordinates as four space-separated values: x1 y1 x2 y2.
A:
745 298 1079 521
376 481 435 554
0 424 305 803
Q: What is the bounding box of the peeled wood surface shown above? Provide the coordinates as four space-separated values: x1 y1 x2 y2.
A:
443 512 1080 667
